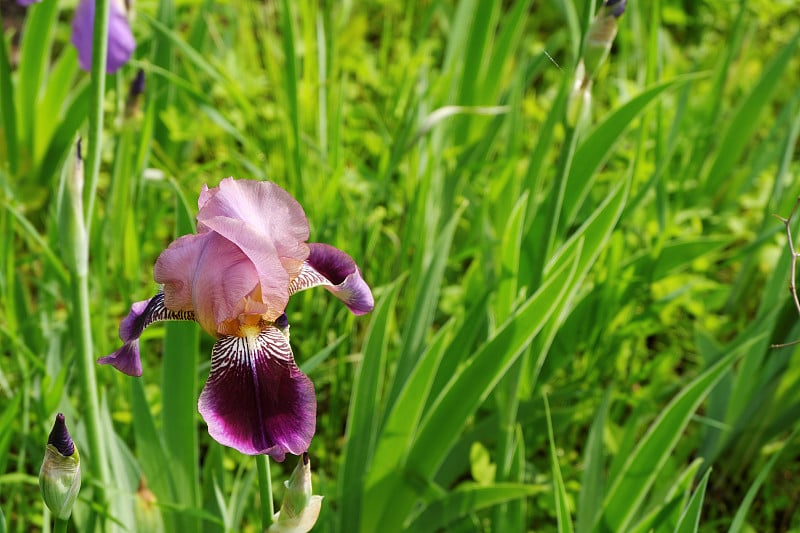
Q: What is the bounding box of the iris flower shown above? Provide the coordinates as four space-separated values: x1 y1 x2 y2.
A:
71 0 135 73
100 178 374 460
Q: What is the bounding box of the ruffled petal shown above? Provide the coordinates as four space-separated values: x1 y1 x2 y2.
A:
197 178 310 281
198 327 316 460
154 231 265 335
288 243 374 315
199 216 297 322
98 293 195 376
71 0 135 74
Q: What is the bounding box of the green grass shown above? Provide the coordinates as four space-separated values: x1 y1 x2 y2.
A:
2 0 800 531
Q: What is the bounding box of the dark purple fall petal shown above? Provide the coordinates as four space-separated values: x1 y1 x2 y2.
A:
288 243 374 315
17 0 41 5
48 414 76 457
71 0 136 73
98 293 195 376
198 327 316 460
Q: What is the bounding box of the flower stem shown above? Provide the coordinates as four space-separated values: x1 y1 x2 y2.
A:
257 454 274 529
72 268 112 520
54 517 69 533
76 0 112 520
84 0 110 234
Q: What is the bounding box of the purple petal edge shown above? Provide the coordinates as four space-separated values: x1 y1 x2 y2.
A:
97 340 142 377
99 293 195 377
198 328 316 461
291 242 375 315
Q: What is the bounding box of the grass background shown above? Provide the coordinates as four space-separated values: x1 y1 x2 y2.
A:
1 0 800 531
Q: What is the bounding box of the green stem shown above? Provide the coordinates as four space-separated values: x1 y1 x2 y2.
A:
75 0 113 522
84 0 110 235
53 518 68 533
257 454 274 529
72 270 112 523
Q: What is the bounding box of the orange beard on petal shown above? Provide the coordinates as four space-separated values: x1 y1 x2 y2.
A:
216 288 285 337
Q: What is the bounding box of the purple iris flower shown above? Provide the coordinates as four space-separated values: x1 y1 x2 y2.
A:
71 0 135 73
99 178 374 461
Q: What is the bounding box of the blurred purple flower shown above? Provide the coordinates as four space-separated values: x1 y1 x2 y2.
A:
16 0 41 6
99 178 374 461
71 0 135 73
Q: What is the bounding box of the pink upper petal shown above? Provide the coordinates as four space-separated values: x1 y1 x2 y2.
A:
198 216 303 321
196 178 310 264
154 231 268 335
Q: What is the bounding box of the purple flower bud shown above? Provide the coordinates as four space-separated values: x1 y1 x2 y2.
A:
47 413 76 457
71 0 136 74
604 0 627 19
39 414 81 520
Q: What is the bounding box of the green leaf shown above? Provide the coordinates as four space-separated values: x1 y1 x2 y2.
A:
728 428 799 533
364 242 581 530
702 29 800 200
161 183 201 531
388 204 464 407
338 282 401 533
0 9 18 175
545 394 574 533
674 468 712 533
406 483 542 532
576 390 609 533
600 332 766 531
562 75 702 229
16 0 58 155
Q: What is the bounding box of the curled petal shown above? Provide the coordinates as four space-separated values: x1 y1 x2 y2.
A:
289 243 374 315
196 179 311 317
98 293 195 376
154 231 266 335
199 216 298 321
71 0 135 74
198 327 315 460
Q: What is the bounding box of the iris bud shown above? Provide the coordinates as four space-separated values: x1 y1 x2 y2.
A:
582 0 626 82
268 453 323 533
39 414 81 520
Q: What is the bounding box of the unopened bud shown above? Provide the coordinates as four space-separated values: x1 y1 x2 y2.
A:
39 414 81 520
268 453 323 533
582 0 626 82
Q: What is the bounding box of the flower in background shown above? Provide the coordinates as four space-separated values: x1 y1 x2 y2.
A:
39 414 81 520
71 0 135 73
268 453 323 533
100 178 374 461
